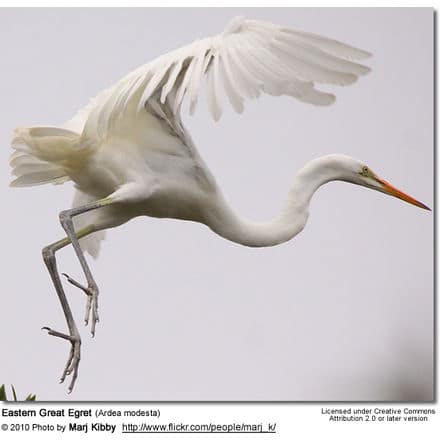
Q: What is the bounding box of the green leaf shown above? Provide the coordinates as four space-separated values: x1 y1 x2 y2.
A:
0 384 7 401
11 385 17 402
25 394 36 401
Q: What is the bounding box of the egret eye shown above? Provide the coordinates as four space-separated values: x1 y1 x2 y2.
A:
361 166 369 176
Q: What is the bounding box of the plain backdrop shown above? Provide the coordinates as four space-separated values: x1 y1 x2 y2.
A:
0 8 433 401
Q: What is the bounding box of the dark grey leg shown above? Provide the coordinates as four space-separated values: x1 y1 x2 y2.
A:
58 197 112 337
41 226 94 393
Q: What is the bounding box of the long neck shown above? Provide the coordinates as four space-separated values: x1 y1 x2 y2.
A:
204 156 343 247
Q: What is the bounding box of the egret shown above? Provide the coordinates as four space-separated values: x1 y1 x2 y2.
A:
9 17 430 393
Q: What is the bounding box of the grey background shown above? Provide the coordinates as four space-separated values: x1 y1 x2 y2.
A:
0 8 433 401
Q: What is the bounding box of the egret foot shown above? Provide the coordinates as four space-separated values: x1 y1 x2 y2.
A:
62 273 99 336
42 327 81 393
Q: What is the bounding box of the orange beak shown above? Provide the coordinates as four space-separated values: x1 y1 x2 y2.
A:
375 176 431 211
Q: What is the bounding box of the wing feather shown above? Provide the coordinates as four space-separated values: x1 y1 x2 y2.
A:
137 65 171 113
160 60 183 104
172 55 196 115
271 42 358 85
226 46 261 99
188 41 212 115
281 28 371 60
206 49 222 121
275 34 370 76
79 17 371 139
219 51 245 113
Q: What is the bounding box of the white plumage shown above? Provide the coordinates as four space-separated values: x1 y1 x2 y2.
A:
84 17 371 133
10 17 371 258
9 17 429 393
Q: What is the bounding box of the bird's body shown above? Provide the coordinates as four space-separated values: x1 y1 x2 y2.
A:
11 16 375 252
9 17 429 392
68 112 217 228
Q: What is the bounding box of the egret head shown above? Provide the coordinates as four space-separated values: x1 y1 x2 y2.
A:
298 154 430 211
346 159 430 211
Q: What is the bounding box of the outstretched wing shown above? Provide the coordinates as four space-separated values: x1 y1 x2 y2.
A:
81 16 371 140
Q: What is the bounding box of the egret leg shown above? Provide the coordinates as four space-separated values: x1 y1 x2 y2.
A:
58 197 113 337
61 273 94 327
41 226 95 393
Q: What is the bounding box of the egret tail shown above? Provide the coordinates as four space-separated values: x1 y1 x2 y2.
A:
9 126 81 187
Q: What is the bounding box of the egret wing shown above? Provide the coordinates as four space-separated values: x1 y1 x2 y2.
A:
80 16 371 140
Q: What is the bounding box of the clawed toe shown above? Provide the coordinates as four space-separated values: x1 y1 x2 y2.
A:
43 326 81 392
42 326 73 342
62 273 89 293
62 273 100 336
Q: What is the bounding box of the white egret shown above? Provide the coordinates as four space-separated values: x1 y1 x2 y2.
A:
9 17 430 393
